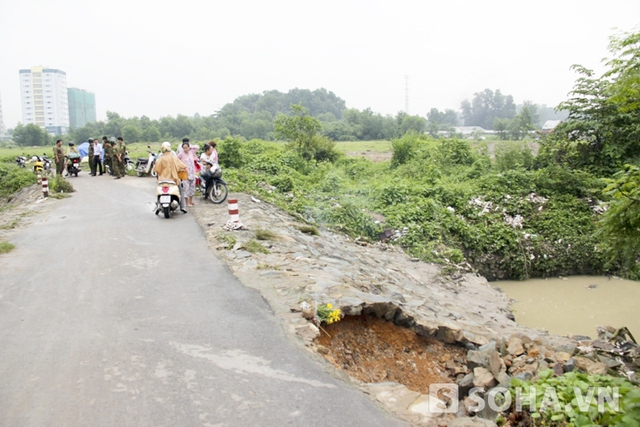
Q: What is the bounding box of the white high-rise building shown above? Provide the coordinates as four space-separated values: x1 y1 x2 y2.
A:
0 91 5 137
19 66 69 134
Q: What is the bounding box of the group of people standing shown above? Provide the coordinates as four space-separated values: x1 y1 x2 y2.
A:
53 136 220 214
153 138 219 212
52 136 128 178
87 136 128 179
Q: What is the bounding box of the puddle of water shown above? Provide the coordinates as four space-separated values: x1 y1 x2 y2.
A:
493 276 640 338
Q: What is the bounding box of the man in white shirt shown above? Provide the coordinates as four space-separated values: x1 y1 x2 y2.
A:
92 138 104 176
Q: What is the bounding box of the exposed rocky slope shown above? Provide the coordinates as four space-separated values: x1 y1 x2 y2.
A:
190 193 590 426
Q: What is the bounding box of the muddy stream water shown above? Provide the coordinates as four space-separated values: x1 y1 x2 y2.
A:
493 276 640 338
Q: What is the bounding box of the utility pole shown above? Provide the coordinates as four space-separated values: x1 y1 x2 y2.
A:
404 75 409 114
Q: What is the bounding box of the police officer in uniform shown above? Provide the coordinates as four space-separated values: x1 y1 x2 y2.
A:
103 136 113 175
53 139 65 176
87 138 95 175
116 137 127 177
111 137 122 179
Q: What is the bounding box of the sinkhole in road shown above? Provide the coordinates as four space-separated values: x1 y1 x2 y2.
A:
314 314 467 394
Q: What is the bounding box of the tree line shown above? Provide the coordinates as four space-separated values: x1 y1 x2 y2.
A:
11 85 567 147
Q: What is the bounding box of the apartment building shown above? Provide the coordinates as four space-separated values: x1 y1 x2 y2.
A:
19 66 69 134
68 88 96 129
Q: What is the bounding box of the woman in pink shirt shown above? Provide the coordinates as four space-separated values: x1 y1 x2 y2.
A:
177 138 199 207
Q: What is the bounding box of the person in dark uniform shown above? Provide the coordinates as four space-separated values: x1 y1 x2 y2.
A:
103 136 113 175
116 137 127 177
53 139 65 176
111 137 122 179
88 138 95 174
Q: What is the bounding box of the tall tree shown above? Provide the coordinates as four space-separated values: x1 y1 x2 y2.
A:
275 104 321 145
12 124 49 146
426 108 458 136
461 89 515 129
555 30 640 173
550 30 640 277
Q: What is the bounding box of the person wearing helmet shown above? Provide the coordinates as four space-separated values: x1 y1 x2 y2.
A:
67 142 79 156
66 142 80 176
153 142 188 213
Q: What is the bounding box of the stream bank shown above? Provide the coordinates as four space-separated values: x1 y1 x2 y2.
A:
190 193 594 426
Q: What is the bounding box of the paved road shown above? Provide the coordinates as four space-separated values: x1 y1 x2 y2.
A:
0 175 407 427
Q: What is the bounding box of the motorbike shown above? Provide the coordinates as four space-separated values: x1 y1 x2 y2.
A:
16 156 27 168
156 180 181 218
43 155 52 172
67 156 81 177
31 156 46 174
200 163 228 204
136 146 158 177
124 151 135 173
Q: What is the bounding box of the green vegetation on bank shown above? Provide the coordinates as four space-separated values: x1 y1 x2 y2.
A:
215 133 609 281
506 370 640 426
0 164 36 202
0 29 637 283
214 25 640 281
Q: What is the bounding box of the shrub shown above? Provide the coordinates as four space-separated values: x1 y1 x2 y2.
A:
0 164 36 199
50 175 75 194
0 241 15 254
391 132 422 166
218 137 244 168
309 134 341 163
436 138 475 167
494 142 535 171
271 175 295 193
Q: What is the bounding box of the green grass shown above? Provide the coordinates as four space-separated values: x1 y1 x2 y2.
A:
0 241 15 254
255 227 278 240
0 145 58 163
334 140 391 153
244 239 269 254
296 225 319 235
215 233 236 249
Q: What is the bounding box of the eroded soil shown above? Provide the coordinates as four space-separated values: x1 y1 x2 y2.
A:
315 315 467 394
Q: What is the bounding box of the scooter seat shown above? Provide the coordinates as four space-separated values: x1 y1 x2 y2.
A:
158 180 177 185
137 158 148 163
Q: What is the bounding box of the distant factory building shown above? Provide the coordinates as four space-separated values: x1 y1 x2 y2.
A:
19 66 69 135
68 88 96 129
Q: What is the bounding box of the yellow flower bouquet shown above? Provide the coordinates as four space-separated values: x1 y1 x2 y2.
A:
315 303 341 325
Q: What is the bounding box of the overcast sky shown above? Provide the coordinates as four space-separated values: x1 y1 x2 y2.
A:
1 0 639 128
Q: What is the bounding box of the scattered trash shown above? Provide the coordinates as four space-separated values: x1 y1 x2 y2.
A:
222 220 247 231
